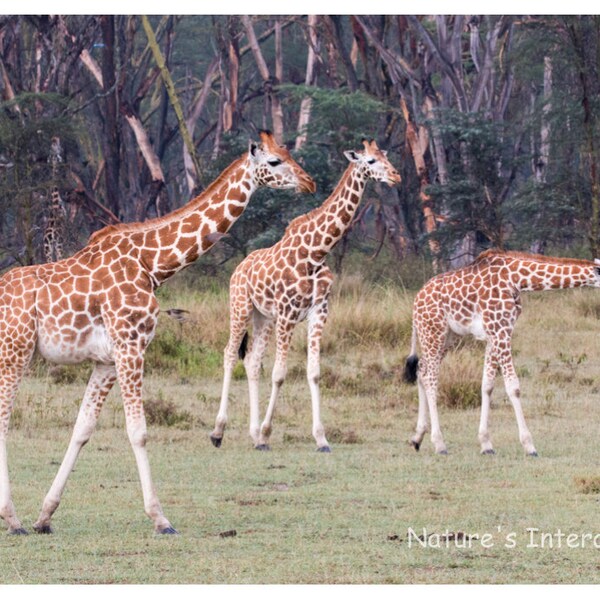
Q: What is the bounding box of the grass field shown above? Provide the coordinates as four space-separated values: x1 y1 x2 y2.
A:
2 276 600 584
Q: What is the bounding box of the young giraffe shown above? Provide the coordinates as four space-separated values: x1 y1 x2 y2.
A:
0 131 315 535
404 249 600 456
211 139 401 451
43 136 67 263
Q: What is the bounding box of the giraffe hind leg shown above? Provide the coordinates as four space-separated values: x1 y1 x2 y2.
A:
211 290 253 447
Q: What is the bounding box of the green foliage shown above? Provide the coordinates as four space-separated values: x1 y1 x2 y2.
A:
426 109 522 254
282 85 388 192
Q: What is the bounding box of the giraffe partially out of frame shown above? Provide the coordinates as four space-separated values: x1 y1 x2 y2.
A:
0 131 315 535
404 250 600 456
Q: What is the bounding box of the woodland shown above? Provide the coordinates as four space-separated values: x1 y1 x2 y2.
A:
1 15 600 273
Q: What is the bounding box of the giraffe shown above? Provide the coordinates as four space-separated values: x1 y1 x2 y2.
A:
0 130 315 535
403 249 600 456
210 139 401 451
43 136 67 263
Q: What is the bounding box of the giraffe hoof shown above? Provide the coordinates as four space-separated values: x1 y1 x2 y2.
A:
33 524 53 534
410 440 421 452
8 527 29 535
157 526 179 535
255 444 271 451
210 435 223 448
316 445 331 453
481 449 496 455
527 451 539 458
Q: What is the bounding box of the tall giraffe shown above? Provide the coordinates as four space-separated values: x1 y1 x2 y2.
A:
404 249 600 456
210 139 401 451
0 131 315 535
43 136 67 263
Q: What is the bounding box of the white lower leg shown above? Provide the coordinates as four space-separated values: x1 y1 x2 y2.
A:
34 364 116 532
504 376 536 455
411 380 429 449
0 440 24 533
212 353 236 440
479 375 495 453
258 363 286 446
127 418 173 532
307 358 328 449
34 409 98 530
424 382 446 454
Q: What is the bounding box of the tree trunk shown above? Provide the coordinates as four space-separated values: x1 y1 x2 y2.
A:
400 96 441 271
141 15 203 188
100 15 121 218
295 15 319 151
241 15 284 143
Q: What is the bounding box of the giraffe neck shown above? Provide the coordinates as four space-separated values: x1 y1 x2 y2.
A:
130 155 256 285
285 163 366 263
504 255 600 291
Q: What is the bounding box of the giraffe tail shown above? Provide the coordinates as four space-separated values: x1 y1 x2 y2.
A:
403 326 419 384
238 332 249 360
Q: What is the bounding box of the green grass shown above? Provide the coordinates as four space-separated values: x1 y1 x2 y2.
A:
2 284 600 583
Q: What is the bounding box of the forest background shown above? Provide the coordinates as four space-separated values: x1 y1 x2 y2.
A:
2 15 600 276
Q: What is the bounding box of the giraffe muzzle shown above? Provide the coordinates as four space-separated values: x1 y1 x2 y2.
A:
297 176 317 194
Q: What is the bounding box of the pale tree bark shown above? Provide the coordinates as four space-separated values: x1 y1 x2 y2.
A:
183 58 218 194
295 15 319 151
141 15 203 186
400 96 441 271
241 15 284 143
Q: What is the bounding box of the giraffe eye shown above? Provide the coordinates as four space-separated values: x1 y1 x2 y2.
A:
268 159 282 167
367 159 376 165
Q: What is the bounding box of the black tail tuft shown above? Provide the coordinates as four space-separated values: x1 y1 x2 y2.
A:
238 332 249 360
403 355 419 384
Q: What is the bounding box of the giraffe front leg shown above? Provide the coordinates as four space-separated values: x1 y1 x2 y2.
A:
114 344 177 534
0 363 30 535
306 303 330 452
33 364 117 534
257 318 294 450
496 336 537 456
479 343 498 455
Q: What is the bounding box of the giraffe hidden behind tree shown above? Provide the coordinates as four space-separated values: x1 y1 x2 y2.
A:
404 249 600 456
211 139 401 452
0 131 315 536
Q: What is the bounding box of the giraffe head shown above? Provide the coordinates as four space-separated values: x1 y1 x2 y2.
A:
248 130 316 193
343 139 401 186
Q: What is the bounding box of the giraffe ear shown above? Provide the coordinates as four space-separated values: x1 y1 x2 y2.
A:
344 150 360 163
249 140 260 159
381 150 388 156
595 258 600 265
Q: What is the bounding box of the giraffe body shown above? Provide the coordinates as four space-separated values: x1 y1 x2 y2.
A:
405 249 600 455
211 140 401 451
0 131 315 535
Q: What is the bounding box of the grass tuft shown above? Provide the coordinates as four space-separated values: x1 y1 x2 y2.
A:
573 476 600 494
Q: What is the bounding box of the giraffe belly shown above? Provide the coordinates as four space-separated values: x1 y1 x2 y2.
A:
448 313 487 341
37 323 115 365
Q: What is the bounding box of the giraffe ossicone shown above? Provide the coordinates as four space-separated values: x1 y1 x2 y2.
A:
404 249 600 456
0 131 315 535
211 138 401 451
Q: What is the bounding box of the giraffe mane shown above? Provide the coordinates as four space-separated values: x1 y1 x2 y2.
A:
473 249 597 268
86 155 249 245
283 164 356 237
